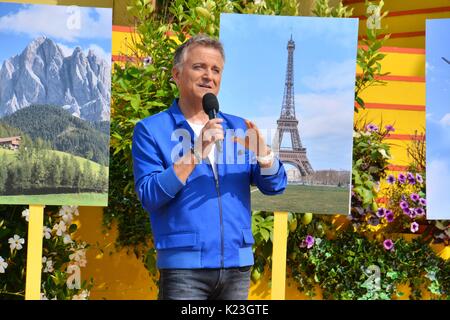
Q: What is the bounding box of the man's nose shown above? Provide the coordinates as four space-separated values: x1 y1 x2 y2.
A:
202 68 213 80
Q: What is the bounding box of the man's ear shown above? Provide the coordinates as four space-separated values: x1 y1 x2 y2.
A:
172 66 180 85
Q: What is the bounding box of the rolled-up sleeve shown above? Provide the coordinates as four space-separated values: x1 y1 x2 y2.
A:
132 121 185 213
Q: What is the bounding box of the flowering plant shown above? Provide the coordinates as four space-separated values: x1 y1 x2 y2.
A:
381 172 426 233
350 122 394 230
0 205 93 300
287 215 449 300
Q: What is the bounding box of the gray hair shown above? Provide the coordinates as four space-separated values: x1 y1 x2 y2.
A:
173 34 225 70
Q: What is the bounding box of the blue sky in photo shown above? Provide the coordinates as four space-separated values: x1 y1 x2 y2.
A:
219 13 358 171
426 18 450 220
0 3 112 65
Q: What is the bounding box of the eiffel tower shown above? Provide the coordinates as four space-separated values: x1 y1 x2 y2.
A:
273 35 313 177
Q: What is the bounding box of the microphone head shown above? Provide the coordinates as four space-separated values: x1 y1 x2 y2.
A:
202 93 219 116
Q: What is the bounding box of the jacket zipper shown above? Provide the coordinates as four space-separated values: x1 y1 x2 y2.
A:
210 163 224 269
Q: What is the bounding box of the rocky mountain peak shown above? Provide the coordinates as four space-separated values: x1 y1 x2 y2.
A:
0 37 111 122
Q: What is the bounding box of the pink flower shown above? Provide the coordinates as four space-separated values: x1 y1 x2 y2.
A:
300 235 315 249
383 239 394 251
385 210 394 223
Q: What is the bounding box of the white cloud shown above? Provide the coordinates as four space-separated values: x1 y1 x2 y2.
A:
295 91 354 140
0 5 111 42
299 59 356 92
427 159 450 219
56 43 110 63
440 113 450 127
85 44 111 63
249 91 354 170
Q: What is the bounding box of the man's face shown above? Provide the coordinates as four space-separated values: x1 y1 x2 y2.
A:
172 45 224 106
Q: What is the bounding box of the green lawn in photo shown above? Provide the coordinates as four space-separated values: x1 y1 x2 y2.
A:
251 184 350 214
0 193 108 206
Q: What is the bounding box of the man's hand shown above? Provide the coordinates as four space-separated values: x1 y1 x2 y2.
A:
194 118 224 159
232 119 274 168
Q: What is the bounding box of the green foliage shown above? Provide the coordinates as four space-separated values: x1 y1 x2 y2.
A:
0 205 93 300
355 0 390 111
287 224 449 300
312 0 353 17
0 105 109 166
350 122 392 229
251 211 274 280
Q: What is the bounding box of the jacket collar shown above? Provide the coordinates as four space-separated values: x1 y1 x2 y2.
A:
168 98 228 129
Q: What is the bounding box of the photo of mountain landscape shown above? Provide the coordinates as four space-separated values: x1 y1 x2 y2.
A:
0 3 112 206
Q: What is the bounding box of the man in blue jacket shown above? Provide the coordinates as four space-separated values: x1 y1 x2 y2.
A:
132 34 287 300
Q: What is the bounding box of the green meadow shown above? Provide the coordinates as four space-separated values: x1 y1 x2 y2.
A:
0 193 108 206
251 184 350 214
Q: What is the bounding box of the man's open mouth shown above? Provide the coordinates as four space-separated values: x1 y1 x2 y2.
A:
198 84 212 89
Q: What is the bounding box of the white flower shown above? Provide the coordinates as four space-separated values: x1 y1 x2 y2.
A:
0 256 8 273
8 235 25 251
72 290 89 300
59 206 79 224
53 221 66 237
63 233 73 244
43 226 52 239
59 207 73 223
42 257 54 273
69 249 87 267
21 209 29 222
40 293 57 300
378 148 391 159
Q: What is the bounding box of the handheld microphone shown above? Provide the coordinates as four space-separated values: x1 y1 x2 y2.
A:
202 93 222 153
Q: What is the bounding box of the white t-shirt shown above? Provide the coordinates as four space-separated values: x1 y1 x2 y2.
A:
186 120 218 179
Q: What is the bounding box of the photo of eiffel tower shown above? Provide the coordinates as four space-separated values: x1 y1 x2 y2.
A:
220 14 357 214
273 36 314 178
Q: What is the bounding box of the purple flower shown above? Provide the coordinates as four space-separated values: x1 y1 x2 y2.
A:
415 207 425 216
409 208 417 219
366 124 379 132
402 207 411 216
419 198 426 206
383 239 394 251
143 56 153 66
407 172 416 185
376 207 386 218
400 201 409 210
385 125 395 132
416 173 423 184
410 193 420 202
385 210 394 222
305 235 315 249
387 175 396 184
411 222 419 233
398 173 406 184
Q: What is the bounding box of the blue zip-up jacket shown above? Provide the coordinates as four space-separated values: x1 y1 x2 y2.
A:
132 99 287 269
